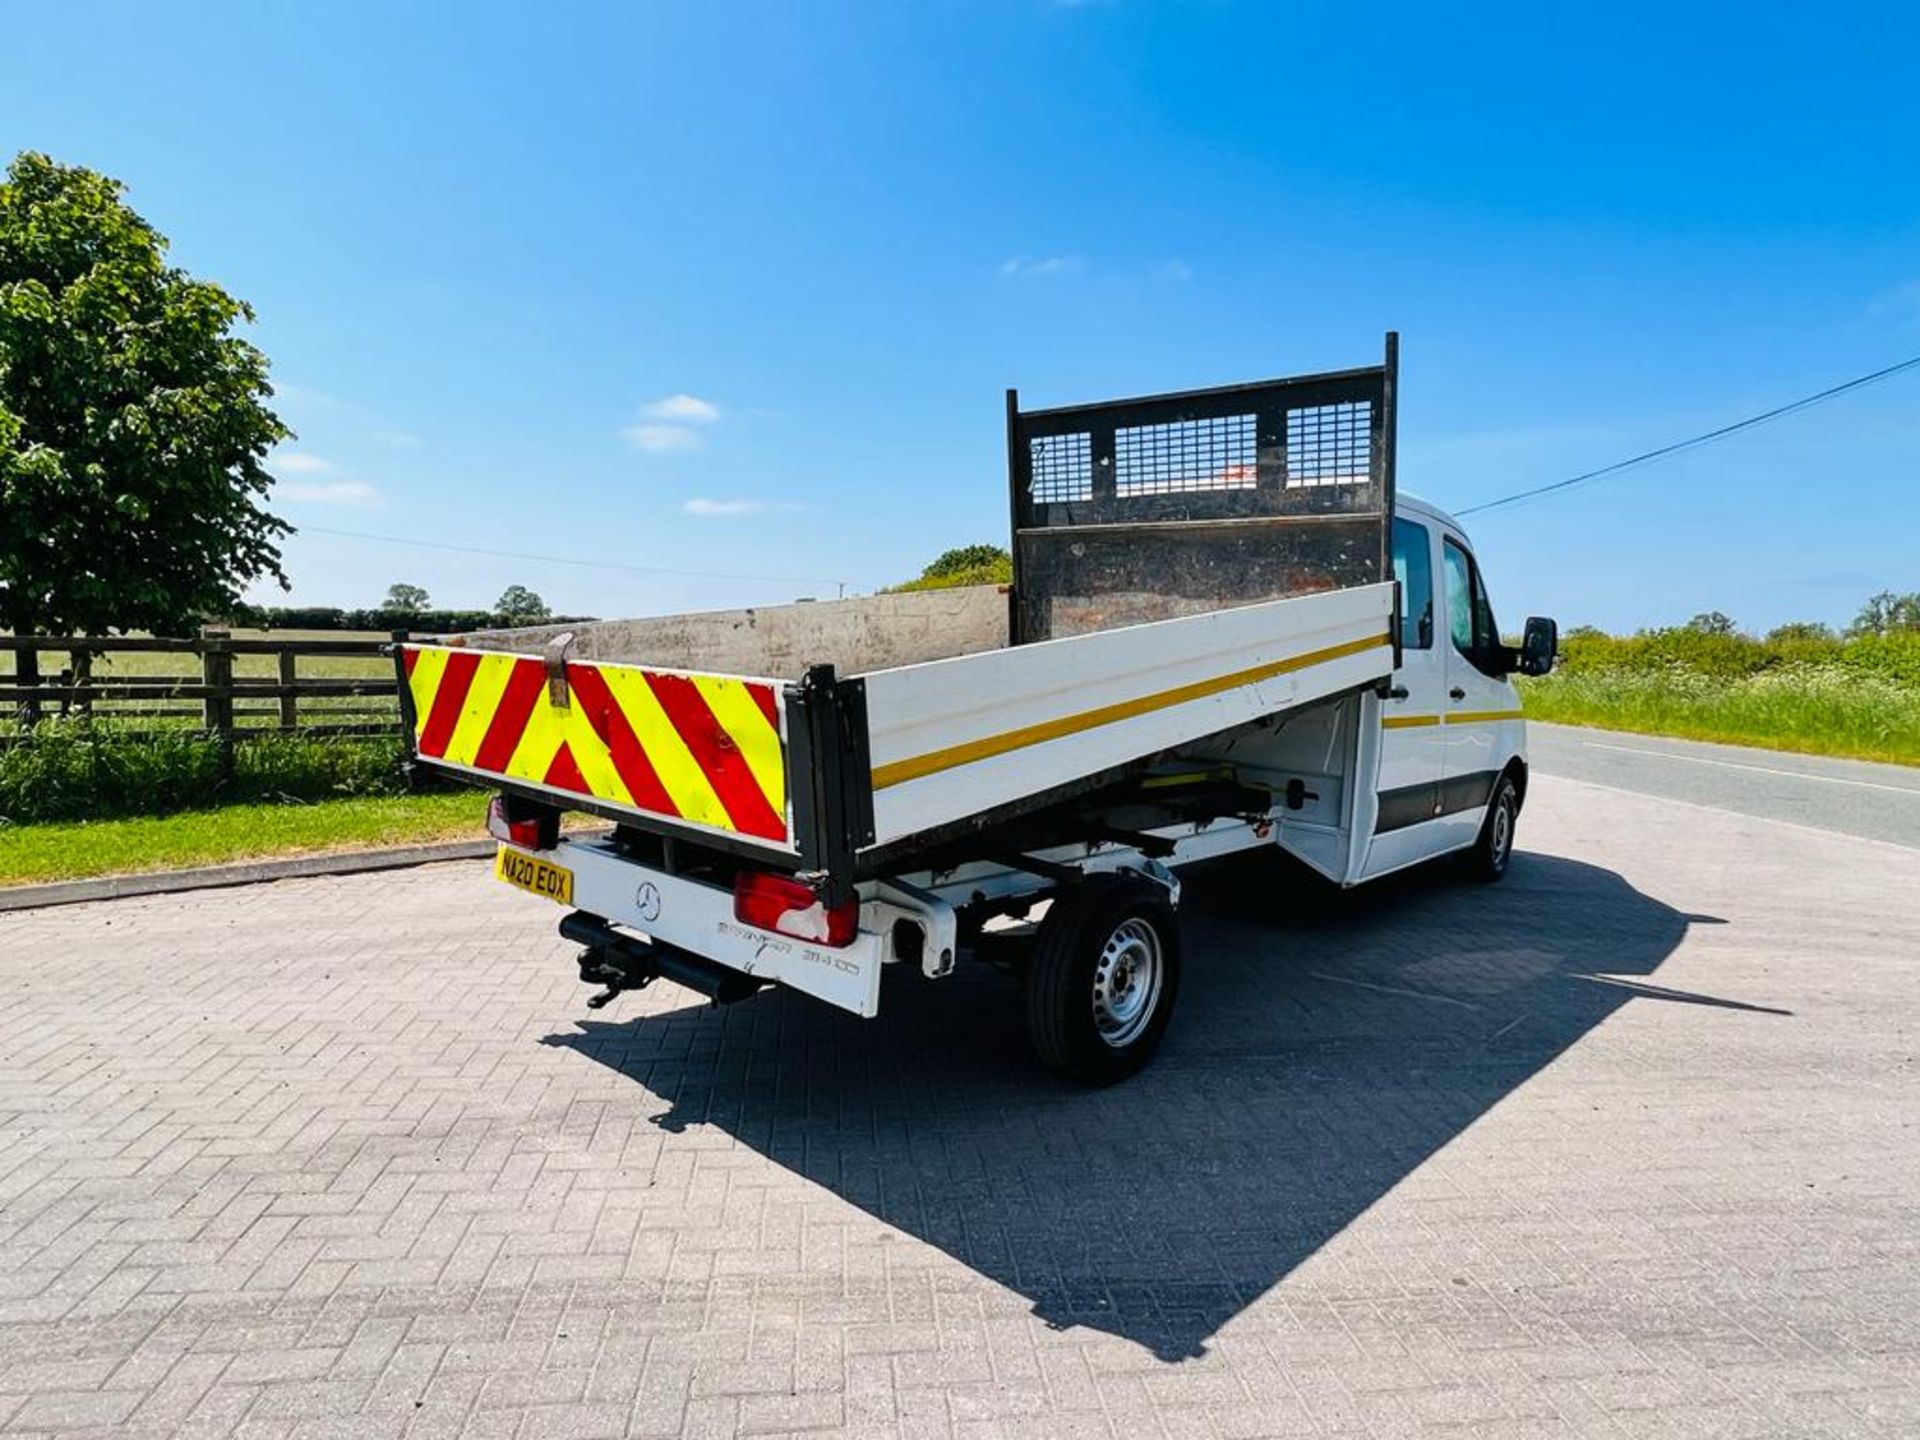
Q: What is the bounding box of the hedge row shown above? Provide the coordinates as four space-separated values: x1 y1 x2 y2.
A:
1553 625 1920 686
0 721 420 824
229 605 598 634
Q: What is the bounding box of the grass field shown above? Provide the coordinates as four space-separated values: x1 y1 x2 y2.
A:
0 791 490 887
1517 666 1920 766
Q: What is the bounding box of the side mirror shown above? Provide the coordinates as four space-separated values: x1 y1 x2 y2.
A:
1517 616 1558 676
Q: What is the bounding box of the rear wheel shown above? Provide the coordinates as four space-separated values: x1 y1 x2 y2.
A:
1024 875 1182 1084
1462 772 1520 882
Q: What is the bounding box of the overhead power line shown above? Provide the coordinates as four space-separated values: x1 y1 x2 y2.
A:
298 523 854 592
1455 352 1920 517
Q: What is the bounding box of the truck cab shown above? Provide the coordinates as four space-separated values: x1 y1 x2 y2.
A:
1358 494 1542 882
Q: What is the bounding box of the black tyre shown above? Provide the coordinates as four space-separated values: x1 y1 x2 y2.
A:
1462 772 1520 883
1024 875 1182 1084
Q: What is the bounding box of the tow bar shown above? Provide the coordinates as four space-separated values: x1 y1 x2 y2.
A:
559 911 765 1009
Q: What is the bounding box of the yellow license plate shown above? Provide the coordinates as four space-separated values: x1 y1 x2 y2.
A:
494 846 573 905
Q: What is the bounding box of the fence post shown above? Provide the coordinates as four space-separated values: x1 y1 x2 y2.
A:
14 639 42 728
278 649 298 729
70 645 93 719
200 627 235 784
391 629 419 792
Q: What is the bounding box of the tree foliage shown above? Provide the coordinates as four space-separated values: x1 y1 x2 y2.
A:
1685 610 1737 636
0 152 291 638
887 543 1012 593
922 544 1010 580
494 585 551 624
1765 620 1835 645
383 582 431 612
1850 590 1920 638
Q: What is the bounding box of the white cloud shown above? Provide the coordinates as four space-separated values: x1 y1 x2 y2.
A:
642 393 721 423
1155 257 1193 284
682 498 807 517
622 393 723 452
370 428 422 450
279 479 384 506
272 451 331 474
999 255 1086 278
624 423 704 452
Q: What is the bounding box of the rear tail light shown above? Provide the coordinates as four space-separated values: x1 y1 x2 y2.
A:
733 870 858 947
487 795 551 850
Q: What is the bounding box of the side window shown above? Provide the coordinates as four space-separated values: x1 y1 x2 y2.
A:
1442 540 1474 655
1471 564 1499 654
1443 537 1504 675
1390 517 1433 650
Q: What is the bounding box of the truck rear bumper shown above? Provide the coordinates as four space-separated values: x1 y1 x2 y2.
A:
499 836 950 1019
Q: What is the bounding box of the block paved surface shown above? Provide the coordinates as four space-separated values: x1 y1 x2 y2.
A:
0 775 1915 1438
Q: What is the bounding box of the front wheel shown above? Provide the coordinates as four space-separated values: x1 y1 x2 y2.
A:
1462 773 1520 883
1024 875 1182 1084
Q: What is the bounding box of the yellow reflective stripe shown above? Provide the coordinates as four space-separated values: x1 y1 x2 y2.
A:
596 666 735 831
442 653 517 766
693 675 785 815
486 682 636 807
406 648 450 739
560 702 633 807
871 631 1390 791
1380 709 1523 729
502 691 566 784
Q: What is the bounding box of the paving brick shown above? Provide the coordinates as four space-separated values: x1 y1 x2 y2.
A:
0 781 1913 1438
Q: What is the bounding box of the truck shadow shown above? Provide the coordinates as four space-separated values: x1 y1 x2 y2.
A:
544 852 1721 1362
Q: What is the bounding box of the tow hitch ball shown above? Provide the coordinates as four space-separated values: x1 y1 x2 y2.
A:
559 911 764 1010
562 912 658 1007
576 943 652 1009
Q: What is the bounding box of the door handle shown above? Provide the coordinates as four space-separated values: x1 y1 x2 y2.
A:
1449 687 1466 701
1386 685 1409 701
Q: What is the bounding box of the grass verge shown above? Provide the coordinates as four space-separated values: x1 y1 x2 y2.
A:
1517 668 1920 767
0 791 489 887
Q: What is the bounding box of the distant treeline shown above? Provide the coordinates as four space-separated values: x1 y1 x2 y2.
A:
1553 620 1920 687
231 605 599 634
1519 606 1919 766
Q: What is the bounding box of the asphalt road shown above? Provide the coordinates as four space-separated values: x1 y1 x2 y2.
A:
1529 721 1920 850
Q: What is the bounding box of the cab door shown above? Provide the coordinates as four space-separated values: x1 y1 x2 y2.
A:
1439 533 1521 837
1361 516 1452 877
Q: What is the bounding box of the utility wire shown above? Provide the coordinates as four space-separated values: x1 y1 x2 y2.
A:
298 523 854 593
1455 352 1920 517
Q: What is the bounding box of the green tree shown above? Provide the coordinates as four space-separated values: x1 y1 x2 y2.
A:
1849 590 1920 637
0 153 291 673
1685 610 1737 636
922 544 1010 580
886 543 1013 592
495 585 551 624
383 582 430 612
1765 620 1835 644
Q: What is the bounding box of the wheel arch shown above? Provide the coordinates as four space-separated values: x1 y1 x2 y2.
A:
1501 754 1529 811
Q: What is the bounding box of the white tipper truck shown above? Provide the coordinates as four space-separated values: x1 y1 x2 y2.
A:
397 335 1558 1082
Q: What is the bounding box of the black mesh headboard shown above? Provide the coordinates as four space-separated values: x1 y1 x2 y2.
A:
1007 333 1397 643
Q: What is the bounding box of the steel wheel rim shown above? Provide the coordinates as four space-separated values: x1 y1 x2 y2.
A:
1492 795 1513 867
1092 917 1163 1049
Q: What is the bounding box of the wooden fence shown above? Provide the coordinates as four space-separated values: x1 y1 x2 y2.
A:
1 629 405 742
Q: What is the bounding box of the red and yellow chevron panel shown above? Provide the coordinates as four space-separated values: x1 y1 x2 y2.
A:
402 645 788 843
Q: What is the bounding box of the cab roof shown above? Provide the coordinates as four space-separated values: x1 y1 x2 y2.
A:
1396 492 1465 535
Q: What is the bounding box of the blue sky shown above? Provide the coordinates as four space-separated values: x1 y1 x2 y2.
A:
7 1 1917 632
